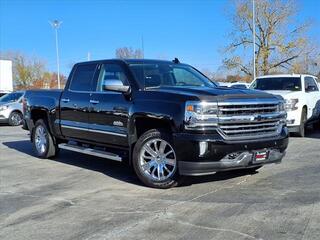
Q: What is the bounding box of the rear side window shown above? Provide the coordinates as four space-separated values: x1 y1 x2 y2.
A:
70 64 97 91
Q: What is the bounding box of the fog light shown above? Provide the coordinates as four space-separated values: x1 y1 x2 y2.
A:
286 119 295 124
199 141 208 157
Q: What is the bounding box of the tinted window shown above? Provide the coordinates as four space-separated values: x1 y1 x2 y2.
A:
70 64 97 91
304 77 319 92
96 64 128 91
251 77 301 91
129 63 216 88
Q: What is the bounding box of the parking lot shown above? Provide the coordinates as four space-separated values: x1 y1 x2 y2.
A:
0 126 319 240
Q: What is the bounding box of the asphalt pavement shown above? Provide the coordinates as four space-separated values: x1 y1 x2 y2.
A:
0 125 320 240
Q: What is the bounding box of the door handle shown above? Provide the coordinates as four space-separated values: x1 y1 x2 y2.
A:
61 98 70 103
90 100 100 104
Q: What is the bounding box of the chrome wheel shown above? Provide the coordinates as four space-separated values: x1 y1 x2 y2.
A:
11 113 22 126
139 138 177 181
35 125 48 154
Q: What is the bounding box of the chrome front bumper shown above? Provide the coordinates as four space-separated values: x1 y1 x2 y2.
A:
179 148 286 176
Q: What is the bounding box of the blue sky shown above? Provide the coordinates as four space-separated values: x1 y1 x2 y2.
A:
0 0 319 76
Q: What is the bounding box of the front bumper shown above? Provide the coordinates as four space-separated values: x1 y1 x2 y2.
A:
173 127 289 176
179 149 285 176
287 125 300 133
0 117 9 123
0 109 10 122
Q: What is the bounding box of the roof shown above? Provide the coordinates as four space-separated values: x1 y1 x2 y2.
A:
76 58 185 66
256 74 318 79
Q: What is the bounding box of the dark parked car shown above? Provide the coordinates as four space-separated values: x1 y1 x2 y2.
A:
23 59 288 188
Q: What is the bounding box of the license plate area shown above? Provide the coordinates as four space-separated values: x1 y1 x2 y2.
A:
253 150 269 163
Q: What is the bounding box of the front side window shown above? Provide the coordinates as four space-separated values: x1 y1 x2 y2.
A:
129 63 216 88
96 64 128 91
304 77 319 92
70 64 97 91
251 77 301 91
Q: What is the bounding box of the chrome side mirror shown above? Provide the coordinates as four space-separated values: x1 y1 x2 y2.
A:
103 80 131 94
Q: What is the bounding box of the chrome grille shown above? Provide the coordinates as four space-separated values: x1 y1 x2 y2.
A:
218 103 278 116
218 101 283 140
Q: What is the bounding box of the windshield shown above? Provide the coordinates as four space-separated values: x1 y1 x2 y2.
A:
0 92 23 103
129 63 216 88
251 77 301 91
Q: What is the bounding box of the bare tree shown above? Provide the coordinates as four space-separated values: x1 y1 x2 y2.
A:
0 51 46 89
115 47 143 59
223 0 318 76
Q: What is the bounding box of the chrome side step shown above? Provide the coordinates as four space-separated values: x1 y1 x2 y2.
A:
58 143 122 162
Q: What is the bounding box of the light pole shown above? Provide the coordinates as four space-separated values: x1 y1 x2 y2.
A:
50 20 62 89
252 0 256 80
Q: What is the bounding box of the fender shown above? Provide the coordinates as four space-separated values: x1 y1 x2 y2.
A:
27 95 61 137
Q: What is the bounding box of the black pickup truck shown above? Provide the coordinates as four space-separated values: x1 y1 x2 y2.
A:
23 59 289 188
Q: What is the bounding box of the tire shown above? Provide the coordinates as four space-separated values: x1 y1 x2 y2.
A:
32 119 58 159
8 111 23 126
296 108 307 137
132 129 179 189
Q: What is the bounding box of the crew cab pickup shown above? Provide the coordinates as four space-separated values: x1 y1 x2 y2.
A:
251 74 320 137
23 59 289 188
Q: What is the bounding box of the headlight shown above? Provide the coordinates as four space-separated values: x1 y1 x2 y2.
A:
277 101 285 112
185 101 218 129
0 105 9 111
285 99 299 111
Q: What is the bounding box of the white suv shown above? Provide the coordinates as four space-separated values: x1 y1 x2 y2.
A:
0 91 25 126
250 74 320 137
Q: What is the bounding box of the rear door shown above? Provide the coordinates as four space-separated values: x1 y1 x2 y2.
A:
60 63 98 140
87 62 131 146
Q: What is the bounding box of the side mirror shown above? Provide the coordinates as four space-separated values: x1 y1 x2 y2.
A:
103 80 131 94
306 85 316 92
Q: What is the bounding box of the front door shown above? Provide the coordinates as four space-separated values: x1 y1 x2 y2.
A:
88 62 131 146
304 76 320 120
60 63 98 140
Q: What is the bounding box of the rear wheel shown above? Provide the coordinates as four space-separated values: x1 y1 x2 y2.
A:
296 108 307 137
133 129 179 189
32 119 58 159
8 111 23 126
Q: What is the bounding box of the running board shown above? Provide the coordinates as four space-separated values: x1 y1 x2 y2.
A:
58 143 122 162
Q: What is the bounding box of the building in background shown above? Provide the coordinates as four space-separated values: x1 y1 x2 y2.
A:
0 60 13 96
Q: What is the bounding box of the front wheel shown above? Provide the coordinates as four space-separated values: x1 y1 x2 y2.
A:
132 129 179 189
32 119 58 159
8 112 23 126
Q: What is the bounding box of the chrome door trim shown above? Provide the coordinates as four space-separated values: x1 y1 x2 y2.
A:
61 124 127 137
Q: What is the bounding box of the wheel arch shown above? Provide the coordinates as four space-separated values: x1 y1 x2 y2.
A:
128 115 177 165
30 108 54 141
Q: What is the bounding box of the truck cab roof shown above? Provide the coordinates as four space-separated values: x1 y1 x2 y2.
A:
256 74 318 80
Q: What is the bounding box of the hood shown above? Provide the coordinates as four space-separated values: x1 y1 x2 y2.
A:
264 90 301 99
146 86 280 101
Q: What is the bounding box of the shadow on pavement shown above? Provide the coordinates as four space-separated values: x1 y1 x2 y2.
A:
290 127 320 139
304 127 320 139
3 140 259 188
